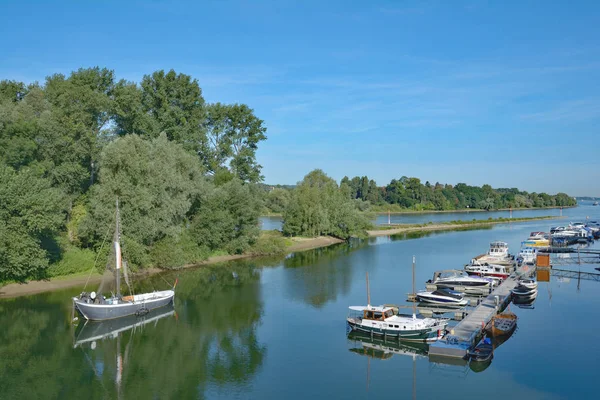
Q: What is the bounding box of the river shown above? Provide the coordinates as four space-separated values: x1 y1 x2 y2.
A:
260 204 592 231
1 204 598 399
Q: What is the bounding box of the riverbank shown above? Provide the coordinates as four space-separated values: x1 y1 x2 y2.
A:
367 215 560 236
0 236 344 299
0 216 557 298
369 205 575 215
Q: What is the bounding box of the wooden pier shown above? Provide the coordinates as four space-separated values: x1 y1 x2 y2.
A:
428 267 533 359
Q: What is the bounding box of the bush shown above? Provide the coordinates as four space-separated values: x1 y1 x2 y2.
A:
47 245 96 277
249 231 286 255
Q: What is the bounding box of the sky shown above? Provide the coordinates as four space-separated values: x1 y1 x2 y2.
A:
1 0 599 196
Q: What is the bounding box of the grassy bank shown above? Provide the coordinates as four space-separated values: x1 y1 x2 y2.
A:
369 204 575 214
0 231 343 298
367 215 559 236
0 215 558 298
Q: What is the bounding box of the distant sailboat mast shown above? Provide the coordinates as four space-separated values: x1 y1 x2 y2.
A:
412 256 416 320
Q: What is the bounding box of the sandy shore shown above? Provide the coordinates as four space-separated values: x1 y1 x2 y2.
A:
0 236 344 299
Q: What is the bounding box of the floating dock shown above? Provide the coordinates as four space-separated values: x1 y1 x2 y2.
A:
428 267 533 359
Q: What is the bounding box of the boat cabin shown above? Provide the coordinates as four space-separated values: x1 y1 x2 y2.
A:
488 241 509 257
348 305 395 321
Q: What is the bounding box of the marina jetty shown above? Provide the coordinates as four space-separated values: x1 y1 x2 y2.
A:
428 265 534 359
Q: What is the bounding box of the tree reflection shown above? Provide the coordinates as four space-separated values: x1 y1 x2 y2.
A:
0 262 266 399
282 240 369 308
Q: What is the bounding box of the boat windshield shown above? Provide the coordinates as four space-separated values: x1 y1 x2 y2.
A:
433 289 462 300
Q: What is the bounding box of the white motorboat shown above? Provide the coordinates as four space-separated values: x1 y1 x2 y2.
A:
511 285 537 296
346 305 448 342
517 247 537 264
518 279 538 290
416 288 468 306
429 270 494 288
465 262 510 280
471 241 514 266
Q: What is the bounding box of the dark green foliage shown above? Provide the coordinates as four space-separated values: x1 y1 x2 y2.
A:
342 174 577 211
81 134 207 265
203 103 267 182
191 179 262 254
248 230 287 255
0 166 66 281
283 170 372 239
264 187 291 213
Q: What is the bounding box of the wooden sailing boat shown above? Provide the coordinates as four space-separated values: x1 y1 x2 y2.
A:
73 198 175 321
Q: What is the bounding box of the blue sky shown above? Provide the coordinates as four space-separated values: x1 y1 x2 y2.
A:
1 0 599 195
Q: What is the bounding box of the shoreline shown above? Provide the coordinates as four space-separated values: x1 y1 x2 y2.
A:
366 216 559 237
260 205 576 218
0 216 559 299
0 236 344 299
370 205 575 215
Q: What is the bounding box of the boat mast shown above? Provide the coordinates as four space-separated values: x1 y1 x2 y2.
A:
115 197 121 297
366 272 371 307
412 256 416 319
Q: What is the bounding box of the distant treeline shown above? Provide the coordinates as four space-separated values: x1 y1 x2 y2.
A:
261 176 576 214
340 176 576 211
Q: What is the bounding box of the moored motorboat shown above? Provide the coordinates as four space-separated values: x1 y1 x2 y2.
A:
429 269 494 289
465 262 510 280
468 337 493 362
346 305 448 342
470 241 514 266
517 279 538 290
517 247 537 264
488 310 517 336
511 285 537 297
416 288 468 306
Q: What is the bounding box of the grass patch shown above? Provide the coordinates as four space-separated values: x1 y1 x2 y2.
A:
46 242 97 278
248 230 287 255
374 215 556 230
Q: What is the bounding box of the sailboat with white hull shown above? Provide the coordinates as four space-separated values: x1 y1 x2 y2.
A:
73 199 175 321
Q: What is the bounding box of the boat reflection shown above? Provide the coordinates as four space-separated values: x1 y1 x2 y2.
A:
347 331 429 359
74 306 176 348
513 290 538 309
469 358 492 373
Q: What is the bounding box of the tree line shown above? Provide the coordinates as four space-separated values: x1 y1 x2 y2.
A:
340 176 576 211
0 68 578 283
0 67 267 282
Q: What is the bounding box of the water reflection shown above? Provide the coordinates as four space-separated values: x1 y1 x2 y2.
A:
0 263 267 399
74 306 176 348
347 331 428 359
282 240 368 308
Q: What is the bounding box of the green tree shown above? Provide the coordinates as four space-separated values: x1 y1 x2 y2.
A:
282 169 371 239
139 69 206 145
190 179 262 254
265 187 291 213
0 166 66 281
81 134 207 266
203 103 267 182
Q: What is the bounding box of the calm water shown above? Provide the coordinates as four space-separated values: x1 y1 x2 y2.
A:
2 205 599 399
260 203 592 231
